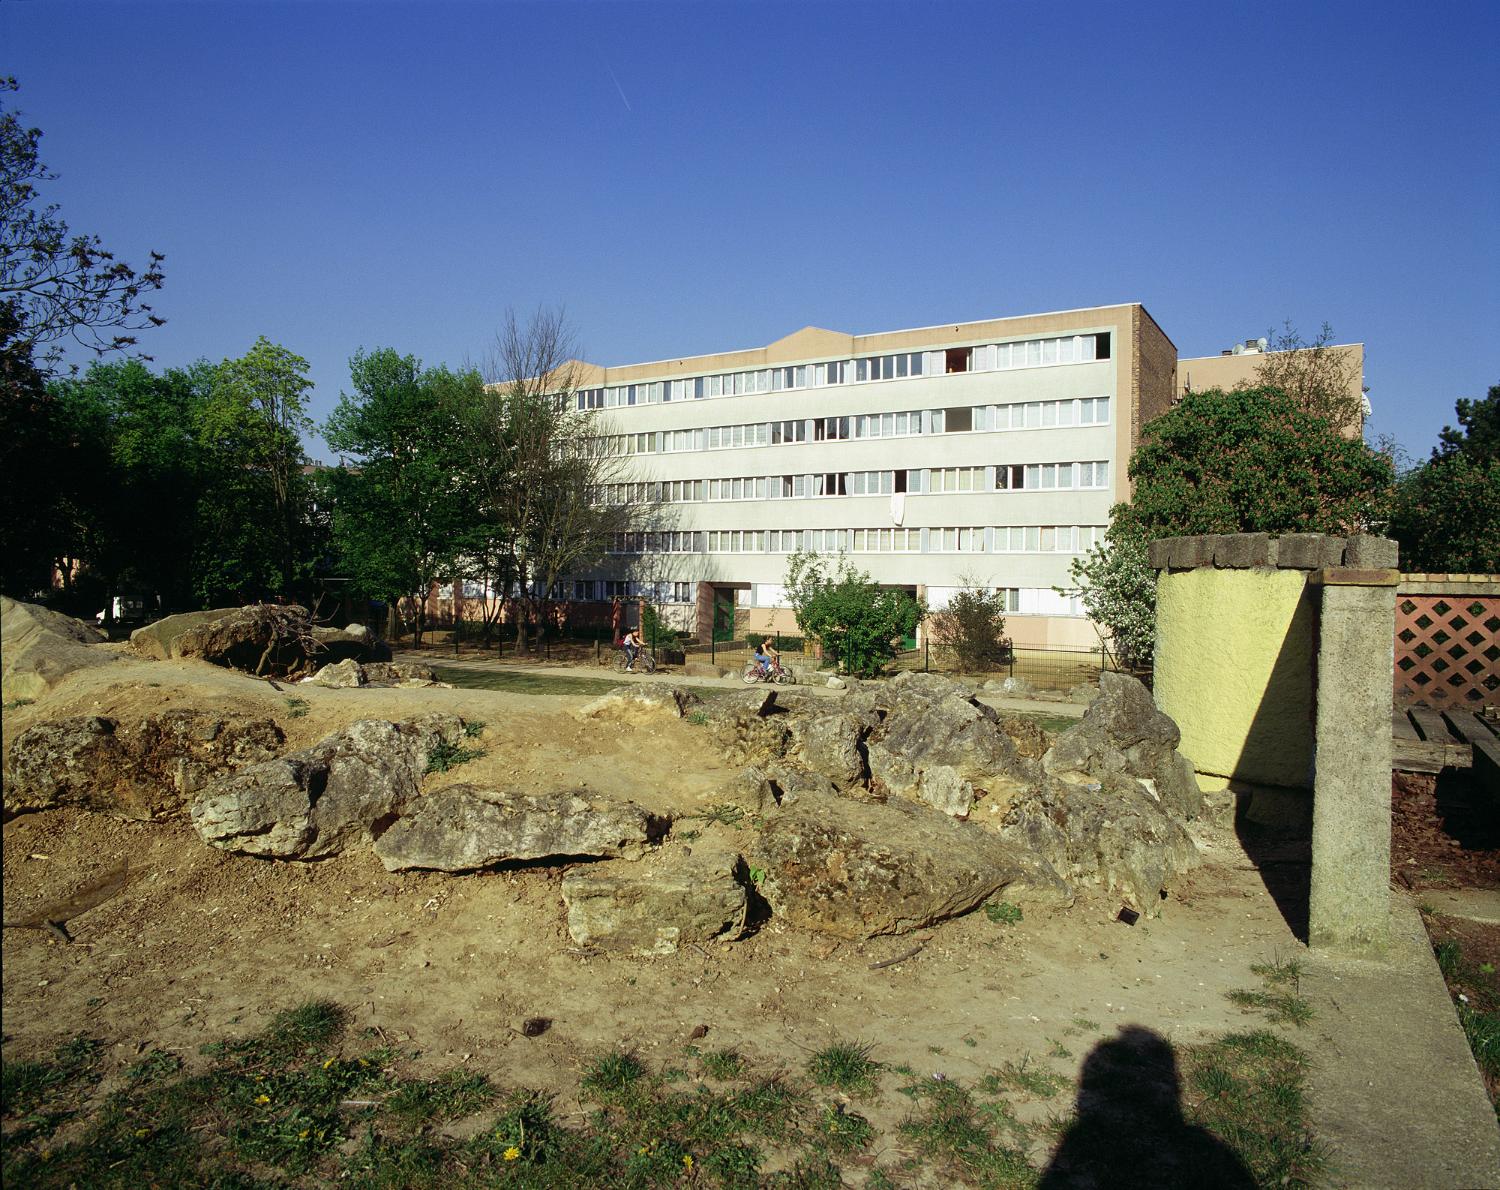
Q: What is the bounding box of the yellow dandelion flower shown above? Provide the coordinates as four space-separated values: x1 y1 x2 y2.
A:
683 1154 694 1169
299 1129 310 1140
134 1127 151 1138
503 1146 521 1161
254 1094 271 1105
323 1057 336 1069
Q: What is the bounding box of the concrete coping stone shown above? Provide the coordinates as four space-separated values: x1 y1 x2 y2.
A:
1152 533 1400 574
1309 567 1401 587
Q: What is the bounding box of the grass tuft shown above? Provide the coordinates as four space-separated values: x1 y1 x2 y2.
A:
985 900 1025 925
807 1040 880 1094
700 1048 745 1080
581 1051 648 1097
424 740 486 774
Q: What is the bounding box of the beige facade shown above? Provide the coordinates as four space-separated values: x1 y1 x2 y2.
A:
1176 341 1366 436
558 304 1184 652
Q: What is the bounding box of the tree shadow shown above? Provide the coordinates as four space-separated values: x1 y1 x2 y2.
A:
1039 1026 1254 1190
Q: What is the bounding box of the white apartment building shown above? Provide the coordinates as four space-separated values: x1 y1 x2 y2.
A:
556 303 1181 651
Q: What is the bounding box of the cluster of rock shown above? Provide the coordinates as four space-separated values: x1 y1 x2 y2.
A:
683 670 1203 938
300 659 448 689
1 596 122 703
5 593 1207 957
130 604 388 677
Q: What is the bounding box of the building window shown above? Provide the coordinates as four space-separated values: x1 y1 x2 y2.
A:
945 347 971 374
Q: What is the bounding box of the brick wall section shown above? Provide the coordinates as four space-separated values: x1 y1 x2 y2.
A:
1132 307 1179 452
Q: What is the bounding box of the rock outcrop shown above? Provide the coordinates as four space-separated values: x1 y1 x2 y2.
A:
1001 773 1198 914
576 685 704 722
1043 671 1203 820
191 715 467 858
1 596 122 703
128 609 237 661
5 710 285 819
561 849 747 954
301 660 444 689
753 796 1071 939
373 786 661 872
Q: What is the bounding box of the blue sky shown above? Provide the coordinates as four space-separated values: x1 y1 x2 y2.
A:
6 0 1497 461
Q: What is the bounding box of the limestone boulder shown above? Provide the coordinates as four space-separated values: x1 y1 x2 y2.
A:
787 708 877 789
576 685 704 723
1000 773 1198 915
699 689 795 765
362 661 440 687
191 715 467 858
862 676 1038 818
310 624 389 664
303 658 366 688
4 710 285 819
373 785 661 872
128 608 237 661
1 596 121 703
174 604 318 677
561 849 748 954
753 797 1071 939
1043 672 1203 819
725 762 840 814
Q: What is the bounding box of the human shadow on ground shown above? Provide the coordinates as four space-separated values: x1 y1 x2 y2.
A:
1038 1026 1255 1190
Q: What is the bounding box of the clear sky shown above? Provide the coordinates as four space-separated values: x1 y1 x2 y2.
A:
6 0 1496 461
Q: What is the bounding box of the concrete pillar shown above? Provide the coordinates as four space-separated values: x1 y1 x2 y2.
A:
1308 568 1399 956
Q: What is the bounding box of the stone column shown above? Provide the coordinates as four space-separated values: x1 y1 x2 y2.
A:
1308 568 1399 956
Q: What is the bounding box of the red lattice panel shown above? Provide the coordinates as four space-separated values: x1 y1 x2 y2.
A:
1394 595 1500 706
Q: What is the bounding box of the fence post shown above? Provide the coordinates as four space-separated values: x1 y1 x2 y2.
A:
924 636 929 673
711 633 716 665
595 633 600 665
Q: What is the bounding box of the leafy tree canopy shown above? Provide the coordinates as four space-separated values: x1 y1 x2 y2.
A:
1067 524 1156 670
785 550 923 677
1390 383 1500 574
1118 386 1392 539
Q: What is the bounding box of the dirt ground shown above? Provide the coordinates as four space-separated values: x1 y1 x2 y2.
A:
2 655 1319 1165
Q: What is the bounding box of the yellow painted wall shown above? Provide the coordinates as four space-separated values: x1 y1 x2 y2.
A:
1154 568 1317 790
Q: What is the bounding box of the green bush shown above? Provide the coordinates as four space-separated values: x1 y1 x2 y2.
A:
784 551 924 677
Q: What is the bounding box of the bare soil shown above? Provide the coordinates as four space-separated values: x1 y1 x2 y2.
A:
3 655 1309 1168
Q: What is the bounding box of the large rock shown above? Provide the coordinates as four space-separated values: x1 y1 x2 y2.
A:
303 658 366 688
373 785 660 872
1001 773 1198 915
860 674 1038 818
700 690 795 765
174 604 320 677
753 796 1071 939
576 685 704 723
191 715 467 858
128 608 237 661
787 708 877 789
1 596 120 703
1043 672 1203 819
4 710 284 819
561 849 747 954
310 624 389 664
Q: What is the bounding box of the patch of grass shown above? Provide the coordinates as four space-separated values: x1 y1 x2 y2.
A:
985 900 1024 925
1436 938 1462 980
807 1040 880 1095
1047 1039 1073 1059
125 1049 182 1085
462 720 485 738
686 709 710 726
691 803 746 827
424 739 486 774
1180 1030 1327 1187
386 1069 496 1125
897 1078 1036 1188
980 1058 1068 1099
580 1051 648 1097
1226 989 1316 1027
431 666 628 697
1428 933 1500 1096
817 1103 874 1153
284 696 310 718
1229 955 1315 1027
700 1048 746 1080
3 697 36 710
1 1034 102 1120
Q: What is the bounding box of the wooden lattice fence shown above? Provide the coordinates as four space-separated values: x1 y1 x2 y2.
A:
1393 575 1500 707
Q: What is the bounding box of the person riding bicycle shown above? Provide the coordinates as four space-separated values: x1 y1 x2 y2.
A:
753 640 780 678
622 627 644 672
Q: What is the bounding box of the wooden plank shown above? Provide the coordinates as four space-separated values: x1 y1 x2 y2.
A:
1392 708 1421 740
1443 709 1494 748
1410 707 1457 745
1391 738 1447 774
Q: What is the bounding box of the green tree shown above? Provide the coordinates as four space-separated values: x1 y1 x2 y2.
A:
1068 387 1392 670
46 358 210 613
467 308 637 650
1249 321 1366 430
1066 524 1156 669
194 337 315 604
1 79 165 369
1389 383 1500 573
1118 386 1392 539
927 580 1010 671
0 302 70 596
785 550 924 677
324 349 482 645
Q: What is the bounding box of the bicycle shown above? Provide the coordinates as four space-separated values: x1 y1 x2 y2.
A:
613 647 657 675
742 658 796 685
